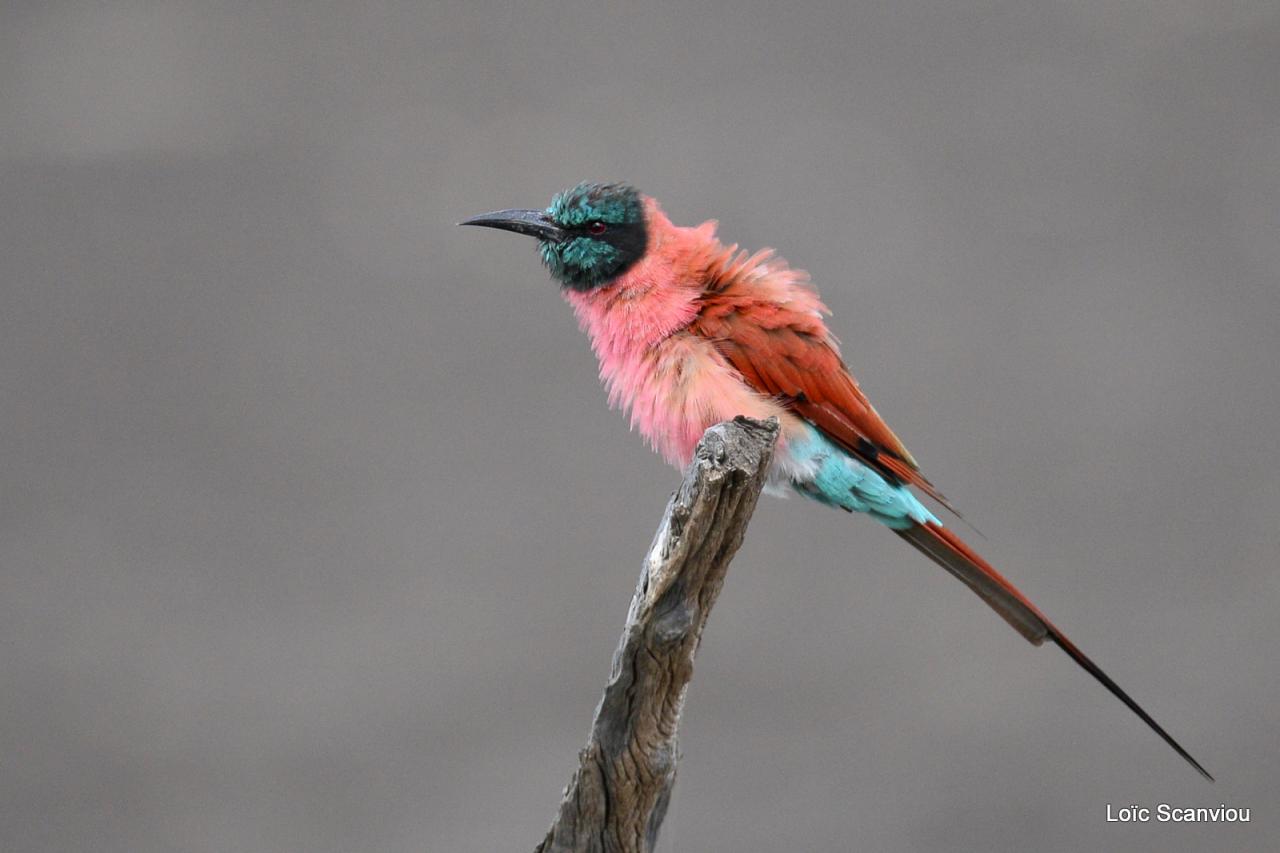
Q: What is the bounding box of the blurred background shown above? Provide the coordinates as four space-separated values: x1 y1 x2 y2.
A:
2 2 1278 851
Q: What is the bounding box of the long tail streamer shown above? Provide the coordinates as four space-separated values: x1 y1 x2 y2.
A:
896 521 1213 781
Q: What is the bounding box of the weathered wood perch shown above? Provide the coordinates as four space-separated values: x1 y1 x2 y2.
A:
534 416 779 853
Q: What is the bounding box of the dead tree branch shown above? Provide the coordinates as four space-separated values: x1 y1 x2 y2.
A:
534 416 779 853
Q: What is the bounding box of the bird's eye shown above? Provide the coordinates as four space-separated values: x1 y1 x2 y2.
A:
587 221 607 235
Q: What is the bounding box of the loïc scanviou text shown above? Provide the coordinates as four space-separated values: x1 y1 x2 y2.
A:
1107 803 1250 823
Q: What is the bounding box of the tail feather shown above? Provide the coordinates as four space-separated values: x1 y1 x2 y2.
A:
895 522 1049 644
896 520 1213 781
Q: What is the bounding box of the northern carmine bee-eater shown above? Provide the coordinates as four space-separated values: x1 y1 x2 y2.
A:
462 182 1211 780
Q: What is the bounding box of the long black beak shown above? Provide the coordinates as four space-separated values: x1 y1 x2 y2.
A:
459 208 566 242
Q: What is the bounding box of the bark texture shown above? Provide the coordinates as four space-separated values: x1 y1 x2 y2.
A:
534 416 779 853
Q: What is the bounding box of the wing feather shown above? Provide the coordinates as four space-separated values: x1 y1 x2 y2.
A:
691 281 963 514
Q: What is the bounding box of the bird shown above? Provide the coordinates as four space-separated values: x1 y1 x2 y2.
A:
461 181 1211 780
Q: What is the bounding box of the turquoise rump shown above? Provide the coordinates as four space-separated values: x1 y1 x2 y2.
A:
788 425 938 529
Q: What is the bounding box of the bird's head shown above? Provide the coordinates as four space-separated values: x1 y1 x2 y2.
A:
461 182 648 291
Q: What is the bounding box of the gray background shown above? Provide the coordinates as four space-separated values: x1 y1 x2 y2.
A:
2 2 1277 851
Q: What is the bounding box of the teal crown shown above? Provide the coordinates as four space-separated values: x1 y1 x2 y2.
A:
547 182 644 228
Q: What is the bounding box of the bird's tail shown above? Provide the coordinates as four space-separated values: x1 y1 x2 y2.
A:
895 520 1213 781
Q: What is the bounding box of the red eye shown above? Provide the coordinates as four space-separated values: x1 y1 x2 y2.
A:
587 221 607 235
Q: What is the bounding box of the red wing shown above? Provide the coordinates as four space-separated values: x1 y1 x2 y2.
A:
691 295 959 513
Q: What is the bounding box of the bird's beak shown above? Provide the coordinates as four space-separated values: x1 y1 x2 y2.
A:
459 208 567 242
